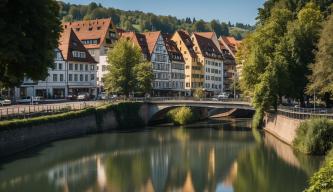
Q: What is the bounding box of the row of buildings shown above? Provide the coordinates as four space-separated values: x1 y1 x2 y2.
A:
15 18 240 99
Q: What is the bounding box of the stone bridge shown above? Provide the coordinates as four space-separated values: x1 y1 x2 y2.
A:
138 100 254 124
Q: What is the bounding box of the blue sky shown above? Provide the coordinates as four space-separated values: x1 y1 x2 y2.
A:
62 0 265 25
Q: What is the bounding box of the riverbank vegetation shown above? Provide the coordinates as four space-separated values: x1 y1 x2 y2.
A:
167 107 196 125
238 0 333 128
293 118 333 155
305 149 333 192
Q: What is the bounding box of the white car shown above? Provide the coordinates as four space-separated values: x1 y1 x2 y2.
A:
217 93 229 100
0 97 11 106
77 93 89 100
17 96 40 104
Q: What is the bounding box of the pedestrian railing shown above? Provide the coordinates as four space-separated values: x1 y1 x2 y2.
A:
0 102 104 121
276 105 333 120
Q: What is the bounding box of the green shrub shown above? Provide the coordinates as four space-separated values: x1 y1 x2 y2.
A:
293 118 333 155
305 149 333 192
168 107 195 125
252 109 264 129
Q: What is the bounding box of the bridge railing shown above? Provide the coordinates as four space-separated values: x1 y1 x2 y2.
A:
126 97 251 103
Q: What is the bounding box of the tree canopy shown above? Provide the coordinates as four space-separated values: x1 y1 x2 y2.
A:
104 39 153 96
0 0 62 87
238 1 329 127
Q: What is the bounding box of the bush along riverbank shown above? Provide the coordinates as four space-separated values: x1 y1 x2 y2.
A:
292 118 333 191
167 106 199 126
0 102 146 157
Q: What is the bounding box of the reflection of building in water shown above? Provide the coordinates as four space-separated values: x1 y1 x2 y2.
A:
208 147 216 178
183 171 195 192
47 156 99 191
150 146 170 192
223 161 238 186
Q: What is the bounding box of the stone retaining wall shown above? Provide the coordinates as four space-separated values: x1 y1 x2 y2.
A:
264 112 302 145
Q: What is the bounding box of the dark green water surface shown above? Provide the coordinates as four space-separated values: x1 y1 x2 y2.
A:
0 118 322 192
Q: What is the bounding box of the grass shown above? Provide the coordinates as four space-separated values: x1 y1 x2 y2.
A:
293 118 333 155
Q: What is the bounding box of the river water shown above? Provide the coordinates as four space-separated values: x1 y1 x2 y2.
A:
0 118 322 192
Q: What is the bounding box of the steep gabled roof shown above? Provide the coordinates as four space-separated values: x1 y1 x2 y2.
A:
62 18 117 49
192 33 223 60
121 32 150 60
162 33 184 63
176 30 196 58
194 32 215 39
58 29 96 63
218 36 241 58
142 31 161 55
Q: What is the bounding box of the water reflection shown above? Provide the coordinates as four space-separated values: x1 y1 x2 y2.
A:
0 118 320 192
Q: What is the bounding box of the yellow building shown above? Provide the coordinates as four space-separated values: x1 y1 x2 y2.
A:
172 31 204 94
191 32 224 95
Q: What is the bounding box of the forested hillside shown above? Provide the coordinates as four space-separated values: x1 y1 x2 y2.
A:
58 1 254 39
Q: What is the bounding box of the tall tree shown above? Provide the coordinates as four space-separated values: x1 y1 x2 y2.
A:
308 13 333 106
0 0 62 87
192 20 209 32
284 3 323 105
104 39 153 96
209 20 222 36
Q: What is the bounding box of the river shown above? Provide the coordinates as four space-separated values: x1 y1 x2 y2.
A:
0 118 322 192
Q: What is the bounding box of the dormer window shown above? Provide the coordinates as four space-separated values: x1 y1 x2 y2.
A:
72 51 86 58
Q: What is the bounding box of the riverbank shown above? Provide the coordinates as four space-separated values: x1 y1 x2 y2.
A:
0 102 146 158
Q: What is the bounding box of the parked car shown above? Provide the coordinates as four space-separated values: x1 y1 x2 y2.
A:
16 96 40 104
97 92 108 100
0 97 11 106
77 93 89 101
217 93 230 100
67 93 77 100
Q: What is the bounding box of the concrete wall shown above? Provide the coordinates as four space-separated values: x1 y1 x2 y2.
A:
264 112 302 145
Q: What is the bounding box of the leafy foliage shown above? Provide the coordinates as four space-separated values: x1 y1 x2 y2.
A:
293 118 333 155
305 149 333 192
193 88 206 99
0 0 62 87
308 14 333 95
104 39 153 96
238 2 327 126
168 107 195 125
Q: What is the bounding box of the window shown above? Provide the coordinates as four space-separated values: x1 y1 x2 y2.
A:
53 74 57 82
60 74 64 82
90 65 95 71
102 65 107 72
91 74 95 80
80 74 83 81
85 64 88 71
74 74 78 81
80 64 83 71
75 64 78 71
68 74 73 81
69 63 73 70
58 63 63 70
85 74 88 81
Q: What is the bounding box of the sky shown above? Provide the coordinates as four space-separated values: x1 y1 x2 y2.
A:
62 0 266 25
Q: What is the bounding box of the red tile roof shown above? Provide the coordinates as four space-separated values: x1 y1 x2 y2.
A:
218 36 241 58
192 33 223 60
62 18 117 49
58 29 96 63
121 32 150 60
142 31 161 55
